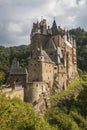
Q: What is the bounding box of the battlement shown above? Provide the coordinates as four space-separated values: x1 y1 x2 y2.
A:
31 19 75 46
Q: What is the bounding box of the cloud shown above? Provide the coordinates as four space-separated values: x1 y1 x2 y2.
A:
78 0 87 5
0 0 87 46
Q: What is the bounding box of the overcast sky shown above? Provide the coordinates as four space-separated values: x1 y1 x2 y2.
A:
0 0 87 47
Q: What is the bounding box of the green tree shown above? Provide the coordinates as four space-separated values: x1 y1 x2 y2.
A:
70 28 87 71
0 72 5 86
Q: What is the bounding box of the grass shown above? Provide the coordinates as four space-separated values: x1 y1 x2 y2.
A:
51 77 83 106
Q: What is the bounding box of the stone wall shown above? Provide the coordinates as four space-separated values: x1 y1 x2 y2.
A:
3 87 24 100
41 62 54 87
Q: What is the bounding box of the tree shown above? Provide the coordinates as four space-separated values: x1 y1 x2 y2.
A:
70 28 87 71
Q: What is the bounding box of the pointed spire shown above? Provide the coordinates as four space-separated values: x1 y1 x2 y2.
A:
52 18 57 29
52 18 58 35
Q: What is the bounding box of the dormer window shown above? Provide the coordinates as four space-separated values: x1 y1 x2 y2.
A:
38 56 44 61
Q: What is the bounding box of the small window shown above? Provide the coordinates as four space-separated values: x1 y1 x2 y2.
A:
54 67 57 69
41 56 43 59
61 66 63 69
50 53 53 55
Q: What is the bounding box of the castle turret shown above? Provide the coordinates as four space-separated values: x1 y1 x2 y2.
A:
31 21 41 38
40 19 47 34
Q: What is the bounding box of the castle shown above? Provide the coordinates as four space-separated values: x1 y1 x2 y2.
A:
9 19 78 113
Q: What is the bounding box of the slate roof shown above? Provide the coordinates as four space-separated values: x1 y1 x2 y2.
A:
45 38 57 50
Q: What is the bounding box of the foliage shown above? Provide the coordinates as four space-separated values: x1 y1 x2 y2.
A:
0 71 5 86
0 93 55 130
0 46 10 72
9 45 31 67
51 78 82 106
70 27 87 71
46 109 79 130
70 111 87 129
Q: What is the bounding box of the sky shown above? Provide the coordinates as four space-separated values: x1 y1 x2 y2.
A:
0 0 87 47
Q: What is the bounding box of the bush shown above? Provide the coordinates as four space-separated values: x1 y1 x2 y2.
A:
46 109 79 130
70 111 87 129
